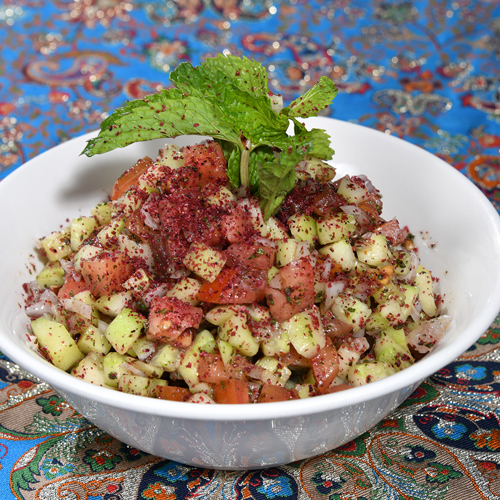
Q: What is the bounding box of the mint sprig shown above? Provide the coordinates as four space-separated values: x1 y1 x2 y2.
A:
82 54 338 218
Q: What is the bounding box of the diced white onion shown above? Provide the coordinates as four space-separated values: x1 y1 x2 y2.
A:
268 273 282 290
25 290 59 318
120 362 147 378
324 281 345 310
406 316 452 353
144 284 169 306
60 298 93 319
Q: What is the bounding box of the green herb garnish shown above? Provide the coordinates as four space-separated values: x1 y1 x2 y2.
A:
82 54 338 219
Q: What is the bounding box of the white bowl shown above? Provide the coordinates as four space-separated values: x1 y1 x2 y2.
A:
1 117 500 470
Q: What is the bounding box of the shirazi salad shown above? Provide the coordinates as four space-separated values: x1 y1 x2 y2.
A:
23 54 451 404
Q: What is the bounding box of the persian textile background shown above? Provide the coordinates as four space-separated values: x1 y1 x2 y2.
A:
1 0 500 499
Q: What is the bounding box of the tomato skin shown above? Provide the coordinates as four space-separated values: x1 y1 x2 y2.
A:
183 141 228 186
266 257 315 322
374 218 408 246
81 252 134 298
258 383 299 403
147 296 203 343
311 337 339 394
110 156 153 201
225 243 276 270
196 268 237 303
156 385 191 402
198 353 230 384
213 379 249 404
58 275 90 299
325 384 351 394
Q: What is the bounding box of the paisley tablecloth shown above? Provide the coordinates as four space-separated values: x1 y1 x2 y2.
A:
1 1 500 499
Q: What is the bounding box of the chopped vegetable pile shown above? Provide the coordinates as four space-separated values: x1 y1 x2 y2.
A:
23 55 450 404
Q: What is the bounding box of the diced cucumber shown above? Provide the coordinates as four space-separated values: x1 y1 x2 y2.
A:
268 266 279 282
70 216 97 251
131 359 164 378
337 341 367 379
247 303 272 323
155 144 184 169
316 213 357 245
102 352 135 388
319 238 357 271
112 188 143 217
275 238 299 267
415 265 437 317
122 268 150 295
393 249 413 277
165 277 202 305
206 186 236 208
330 294 372 331
91 202 112 226
39 228 72 262
36 260 65 289
94 291 132 317
216 338 236 366
297 157 335 183
219 311 260 357
182 242 226 282
31 317 84 371
266 216 288 240
374 327 414 371
148 378 168 398
118 373 151 396
205 304 241 326
288 214 317 244
400 284 418 323
255 356 292 387
71 352 108 386
355 233 391 267
371 282 405 305
261 330 290 357
337 176 370 204
105 307 146 355
348 361 396 387
364 311 390 332
128 335 156 360
177 330 216 390
281 307 326 359
151 343 182 372
375 299 404 326
77 325 112 355
296 384 316 399
97 218 124 248
74 245 102 272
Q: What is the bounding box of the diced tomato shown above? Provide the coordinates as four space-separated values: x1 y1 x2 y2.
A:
197 267 267 304
198 353 230 384
124 209 152 241
258 383 299 403
213 379 249 404
266 257 315 322
278 346 312 368
183 141 228 186
196 268 237 302
110 156 153 201
221 206 256 243
311 337 339 394
147 296 203 343
374 218 409 246
81 252 134 297
156 385 191 402
225 243 276 270
58 275 90 299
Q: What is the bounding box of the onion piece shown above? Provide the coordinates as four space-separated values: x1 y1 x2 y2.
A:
268 272 282 290
406 315 452 354
144 284 169 306
341 205 371 228
25 290 59 318
60 297 93 319
324 281 345 310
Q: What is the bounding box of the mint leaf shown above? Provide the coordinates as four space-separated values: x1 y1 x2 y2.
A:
82 91 241 156
284 76 338 118
82 54 338 218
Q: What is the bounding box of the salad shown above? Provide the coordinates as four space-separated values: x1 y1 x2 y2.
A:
24 55 451 404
